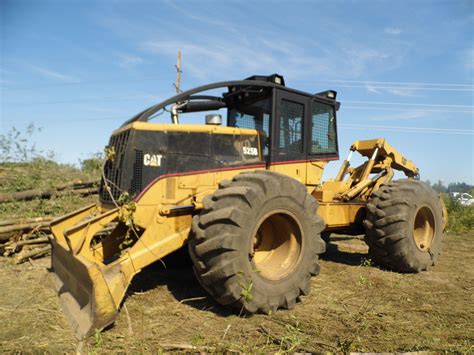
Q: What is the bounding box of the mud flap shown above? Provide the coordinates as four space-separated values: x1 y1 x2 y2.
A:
49 238 118 339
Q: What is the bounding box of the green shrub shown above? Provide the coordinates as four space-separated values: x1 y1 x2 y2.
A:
442 194 474 234
80 152 104 176
0 123 55 162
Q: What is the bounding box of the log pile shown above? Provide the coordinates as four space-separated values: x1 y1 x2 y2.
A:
0 180 99 264
0 180 99 203
0 217 53 264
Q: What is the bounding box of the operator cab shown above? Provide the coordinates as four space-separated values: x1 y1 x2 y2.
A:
225 75 339 166
126 74 340 167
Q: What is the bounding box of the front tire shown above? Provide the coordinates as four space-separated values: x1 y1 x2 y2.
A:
188 171 325 313
364 180 444 272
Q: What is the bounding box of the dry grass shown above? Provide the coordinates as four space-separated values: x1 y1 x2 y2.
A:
0 232 472 353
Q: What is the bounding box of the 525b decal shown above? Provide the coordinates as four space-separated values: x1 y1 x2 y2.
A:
243 147 258 156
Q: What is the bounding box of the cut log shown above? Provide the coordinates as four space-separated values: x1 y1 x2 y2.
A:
57 180 99 191
11 236 50 248
0 221 51 235
0 189 54 203
15 244 51 264
70 187 98 197
0 216 54 227
1 235 50 254
5 241 49 255
0 180 99 203
0 232 17 242
0 220 51 243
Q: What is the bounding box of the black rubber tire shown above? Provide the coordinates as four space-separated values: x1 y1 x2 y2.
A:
188 171 325 314
363 179 444 273
321 232 331 243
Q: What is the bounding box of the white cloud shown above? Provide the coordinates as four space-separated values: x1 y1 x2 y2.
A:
116 53 144 68
369 109 429 122
31 65 79 83
98 9 411 83
363 83 418 97
365 84 381 94
141 39 301 80
362 84 419 97
384 27 402 35
342 47 393 78
164 1 236 32
383 87 418 97
141 36 404 83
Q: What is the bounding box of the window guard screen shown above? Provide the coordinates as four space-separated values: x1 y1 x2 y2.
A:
228 94 271 156
278 99 304 155
311 102 337 154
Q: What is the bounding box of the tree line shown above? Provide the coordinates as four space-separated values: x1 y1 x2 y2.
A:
426 180 473 195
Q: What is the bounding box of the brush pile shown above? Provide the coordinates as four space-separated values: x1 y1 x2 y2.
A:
0 217 53 264
0 180 99 264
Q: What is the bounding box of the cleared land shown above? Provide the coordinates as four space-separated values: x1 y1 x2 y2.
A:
0 232 472 353
1 162 472 352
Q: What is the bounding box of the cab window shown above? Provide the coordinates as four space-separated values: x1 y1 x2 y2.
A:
310 101 337 155
278 99 304 155
227 88 272 157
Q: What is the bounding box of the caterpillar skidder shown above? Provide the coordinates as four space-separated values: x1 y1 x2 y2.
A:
49 74 446 338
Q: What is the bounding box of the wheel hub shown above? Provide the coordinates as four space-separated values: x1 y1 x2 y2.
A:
413 206 435 251
250 211 302 281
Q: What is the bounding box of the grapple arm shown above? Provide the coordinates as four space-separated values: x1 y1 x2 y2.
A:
317 138 419 204
350 138 419 178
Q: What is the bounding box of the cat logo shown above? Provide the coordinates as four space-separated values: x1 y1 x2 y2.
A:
143 154 163 167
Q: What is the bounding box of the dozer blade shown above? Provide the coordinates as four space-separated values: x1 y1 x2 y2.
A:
49 202 190 338
49 239 118 339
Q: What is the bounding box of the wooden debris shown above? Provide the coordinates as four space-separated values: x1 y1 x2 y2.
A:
0 221 51 235
0 180 100 263
69 187 99 197
0 216 53 227
56 180 98 191
0 221 50 242
0 215 53 263
0 180 99 203
0 232 17 242
0 189 54 203
159 343 216 352
12 236 50 248
14 244 51 264
1 232 50 255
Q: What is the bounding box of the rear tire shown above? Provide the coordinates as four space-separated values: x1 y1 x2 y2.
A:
364 179 444 272
188 171 325 313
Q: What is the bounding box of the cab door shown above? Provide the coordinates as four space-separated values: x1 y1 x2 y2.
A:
269 90 309 184
305 99 339 185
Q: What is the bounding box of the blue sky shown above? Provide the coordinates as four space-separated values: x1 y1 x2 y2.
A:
1 0 473 184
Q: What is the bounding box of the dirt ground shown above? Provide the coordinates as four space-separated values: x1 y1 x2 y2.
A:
0 233 473 353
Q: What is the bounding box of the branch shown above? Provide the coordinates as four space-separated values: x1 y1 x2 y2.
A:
14 244 51 264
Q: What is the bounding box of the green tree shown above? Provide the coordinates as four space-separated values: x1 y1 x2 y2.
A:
431 180 447 193
80 152 104 175
447 182 473 194
0 123 53 162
